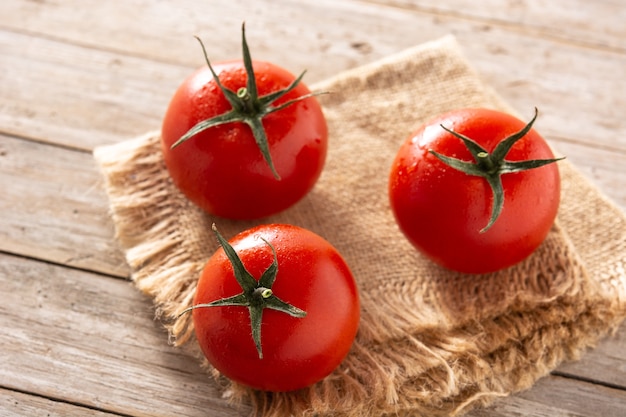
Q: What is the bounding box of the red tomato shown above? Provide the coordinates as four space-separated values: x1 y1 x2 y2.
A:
191 224 360 392
161 29 327 219
389 108 562 274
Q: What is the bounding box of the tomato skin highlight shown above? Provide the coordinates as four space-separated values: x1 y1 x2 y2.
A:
161 61 328 219
389 108 561 274
192 224 360 392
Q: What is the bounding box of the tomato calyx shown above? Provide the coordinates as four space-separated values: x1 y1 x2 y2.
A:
169 23 323 180
181 224 307 359
429 108 564 233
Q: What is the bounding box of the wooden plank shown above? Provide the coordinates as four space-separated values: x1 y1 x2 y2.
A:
515 375 626 417
1 251 625 417
363 0 626 52
0 253 249 417
550 138 626 211
0 134 127 277
467 375 626 417
0 387 121 417
2 0 624 61
1 1 626 156
1 0 398 69
0 29 189 150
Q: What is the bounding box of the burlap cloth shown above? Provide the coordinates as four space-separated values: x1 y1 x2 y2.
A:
94 36 626 416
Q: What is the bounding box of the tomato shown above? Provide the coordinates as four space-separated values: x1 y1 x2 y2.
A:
389 108 562 274
161 26 327 219
189 224 360 392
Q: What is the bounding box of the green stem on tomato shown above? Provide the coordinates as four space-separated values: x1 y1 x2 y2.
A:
178 224 306 359
429 108 565 233
170 23 327 180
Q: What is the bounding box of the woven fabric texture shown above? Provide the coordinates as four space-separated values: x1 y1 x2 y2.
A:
93 36 626 417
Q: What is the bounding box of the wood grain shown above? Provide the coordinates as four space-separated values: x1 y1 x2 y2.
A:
0 134 127 276
467 375 626 417
0 388 120 417
363 0 626 52
1 0 625 416
2 0 626 153
0 253 249 417
0 29 187 150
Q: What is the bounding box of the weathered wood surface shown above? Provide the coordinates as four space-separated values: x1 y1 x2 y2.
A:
1 0 624 416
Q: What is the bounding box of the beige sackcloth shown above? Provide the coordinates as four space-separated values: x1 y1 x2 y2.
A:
94 36 626 417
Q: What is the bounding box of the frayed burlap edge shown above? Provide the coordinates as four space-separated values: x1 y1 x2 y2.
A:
93 35 626 417
93 132 209 346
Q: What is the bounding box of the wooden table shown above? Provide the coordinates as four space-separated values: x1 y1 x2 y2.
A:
2 1 625 416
